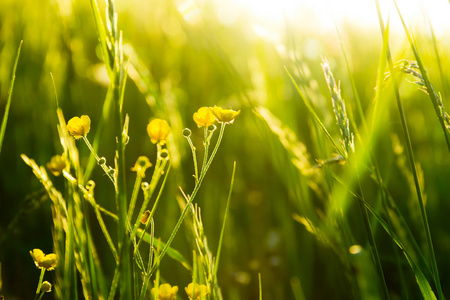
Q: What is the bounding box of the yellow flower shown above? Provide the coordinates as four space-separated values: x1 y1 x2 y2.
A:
67 115 91 139
41 281 52 293
147 118 170 144
46 154 67 176
151 283 178 300
193 107 216 127
185 283 209 300
212 107 240 124
30 249 45 265
30 249 58 271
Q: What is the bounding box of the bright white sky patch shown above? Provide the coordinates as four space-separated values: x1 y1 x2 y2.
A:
214 0 450 37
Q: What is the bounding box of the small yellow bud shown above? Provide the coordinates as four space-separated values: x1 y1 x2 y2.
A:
185 283 209 300
140 210 151 224
193 107 216 127
46 154 67 176
147 119 170 144
131 156 153 176
30 249 58 271
211 107 240 124
67 115 91 139
151 283 178 300
41 281 52 293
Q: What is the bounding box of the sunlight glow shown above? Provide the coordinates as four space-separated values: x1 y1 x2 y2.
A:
215 0 450 37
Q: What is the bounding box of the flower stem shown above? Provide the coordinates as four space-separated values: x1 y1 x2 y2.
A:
82 136 117 188
144 123 226 282
34 268 46 300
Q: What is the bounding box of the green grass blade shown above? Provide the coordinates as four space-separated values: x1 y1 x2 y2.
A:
392 0 450 154
89 0 114 76
285 67 346 159
391 1 443 297
0 40 23 156
362 198 437 300
326 162 436 299
212 161 236 282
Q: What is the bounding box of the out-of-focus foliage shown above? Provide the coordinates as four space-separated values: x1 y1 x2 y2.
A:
1 0 450 299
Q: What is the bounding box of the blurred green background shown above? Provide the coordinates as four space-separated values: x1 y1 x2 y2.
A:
1 0 450 299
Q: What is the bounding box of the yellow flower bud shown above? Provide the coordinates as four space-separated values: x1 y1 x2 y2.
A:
147 118 170 144
193 107 216 127
30 249 58 271
140 210 151 224
185 283 209 300
41 281 52 293
131 156 153 176
46 154 67 176
67 115 91 139
211 107 240 124
151 283 178 300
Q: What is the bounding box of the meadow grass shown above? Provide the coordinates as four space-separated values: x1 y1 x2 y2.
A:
1 0 450 299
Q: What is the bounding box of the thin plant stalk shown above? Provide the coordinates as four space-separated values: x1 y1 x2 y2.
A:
376 0 442 297
141 123 227 295
82 136 117 188
34 268 46 300
211 161 236 299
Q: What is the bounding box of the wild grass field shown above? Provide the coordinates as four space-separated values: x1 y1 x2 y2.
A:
1 0 450 299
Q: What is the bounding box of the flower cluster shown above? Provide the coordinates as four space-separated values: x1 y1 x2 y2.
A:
150 283 209 300
193 106 240 127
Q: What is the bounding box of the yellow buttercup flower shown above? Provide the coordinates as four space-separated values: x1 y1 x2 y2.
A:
46 154 67 176
30 249 45 265
185 283 209 300
151 283 178 300
193 107 216 127
212 107 240 124
147 118 170 144
67 115 91 139
30 249 58 271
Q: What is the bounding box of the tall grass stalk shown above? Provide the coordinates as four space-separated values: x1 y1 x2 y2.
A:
321 58 390 299
336 22 410 298
375 0 442 297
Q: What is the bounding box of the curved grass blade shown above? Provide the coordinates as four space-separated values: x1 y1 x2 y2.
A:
392 0 450 154
0 40 23 156
327 163 437 299
285 67 346 159
390 1 443 297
